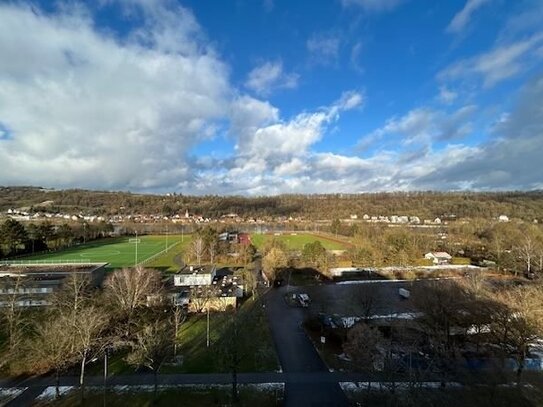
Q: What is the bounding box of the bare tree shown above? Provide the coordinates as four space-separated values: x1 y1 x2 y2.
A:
218 311 251 402
351 284 381 320
412 281 472 384
73 305 108 398
50 274 91 353
491 285 543 385
238 244 256 267
208 239 217 265
343 323 384 397
172 306 187 357
126 320 173 399
242 267 257 299
31 315 74 398
462 271 487 299
189 285 215 313
104 267 162 336
516 234 536 276
190 237 205 266
0 274 26 360
262 247 288 284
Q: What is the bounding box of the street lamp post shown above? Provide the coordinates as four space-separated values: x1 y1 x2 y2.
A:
206 307 210 347
103 346 110 407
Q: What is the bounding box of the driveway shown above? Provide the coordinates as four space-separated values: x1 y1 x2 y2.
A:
264 286 348 406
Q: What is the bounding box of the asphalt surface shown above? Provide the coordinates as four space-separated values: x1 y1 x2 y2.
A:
263 286 349 407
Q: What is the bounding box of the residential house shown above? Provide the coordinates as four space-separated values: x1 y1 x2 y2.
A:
424 252 452 265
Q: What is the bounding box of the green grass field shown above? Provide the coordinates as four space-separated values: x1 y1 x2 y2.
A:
15 235 192 270
250 232 350 251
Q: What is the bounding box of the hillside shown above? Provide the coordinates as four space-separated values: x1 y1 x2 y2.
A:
1 186 543 221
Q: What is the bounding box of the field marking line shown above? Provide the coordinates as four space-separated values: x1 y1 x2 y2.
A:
137 240 183 266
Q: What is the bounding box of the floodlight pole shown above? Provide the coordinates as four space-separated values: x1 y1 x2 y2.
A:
135 231 138 267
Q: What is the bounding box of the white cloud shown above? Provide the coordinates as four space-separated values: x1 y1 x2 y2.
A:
446 0 490 35
340 0 403 13
190 92 364 195
350 42 364 73
416 73 543 190
360 105 476 147
0 2 229 191
245 61 299 95
307 34 341 65
2 1 541 196
234 91 363 161
437 85 458 104
439 33 543 88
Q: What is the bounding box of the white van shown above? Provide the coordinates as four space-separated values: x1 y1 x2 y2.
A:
298 293 311 307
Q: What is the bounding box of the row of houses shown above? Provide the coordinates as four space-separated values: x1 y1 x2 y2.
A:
351 214 443 225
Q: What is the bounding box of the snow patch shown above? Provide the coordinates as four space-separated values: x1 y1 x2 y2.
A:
36 386 74 400
340 382 462 392
0 387 27 403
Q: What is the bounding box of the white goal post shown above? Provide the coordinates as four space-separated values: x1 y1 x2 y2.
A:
128 238 141 244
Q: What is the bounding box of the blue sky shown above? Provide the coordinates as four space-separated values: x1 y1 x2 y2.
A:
0 0 542 194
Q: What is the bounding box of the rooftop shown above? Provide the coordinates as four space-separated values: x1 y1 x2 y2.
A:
0 263 108 277
177 264 215 275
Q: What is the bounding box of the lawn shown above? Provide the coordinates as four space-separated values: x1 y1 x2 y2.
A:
85 298 279 376
35 385 283 407
250 233 350 251
167 299 279 374
12 235 192 270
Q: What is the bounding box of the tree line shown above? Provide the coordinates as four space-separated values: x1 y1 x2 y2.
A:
0 219 113 259
2 186 543 221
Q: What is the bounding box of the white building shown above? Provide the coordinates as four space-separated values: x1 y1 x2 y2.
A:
424 252 452 265
173 265 217 286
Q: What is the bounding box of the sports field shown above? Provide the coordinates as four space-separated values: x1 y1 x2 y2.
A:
250 232 350 251
15 235 192 270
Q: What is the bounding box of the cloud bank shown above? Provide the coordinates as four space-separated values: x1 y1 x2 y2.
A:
0 1 541 195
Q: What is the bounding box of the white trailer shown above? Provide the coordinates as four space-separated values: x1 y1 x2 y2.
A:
399 288 410 299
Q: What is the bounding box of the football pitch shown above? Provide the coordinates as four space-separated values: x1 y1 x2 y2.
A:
15 235 191 269
250 232 351 251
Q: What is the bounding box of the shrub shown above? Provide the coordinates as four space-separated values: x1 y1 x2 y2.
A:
452 257 471 265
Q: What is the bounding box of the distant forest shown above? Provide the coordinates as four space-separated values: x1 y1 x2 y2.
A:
1 186 543 221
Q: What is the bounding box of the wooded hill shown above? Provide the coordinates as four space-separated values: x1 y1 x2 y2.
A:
1 186 543 221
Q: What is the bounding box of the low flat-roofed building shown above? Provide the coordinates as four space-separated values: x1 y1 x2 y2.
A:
171 267 243 312
173 265 217 286
0 262 108 307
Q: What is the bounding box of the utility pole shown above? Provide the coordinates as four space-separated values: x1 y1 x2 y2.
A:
206 306 210 347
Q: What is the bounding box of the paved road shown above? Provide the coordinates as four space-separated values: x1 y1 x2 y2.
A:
264 286 349 407
0 371 392 389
